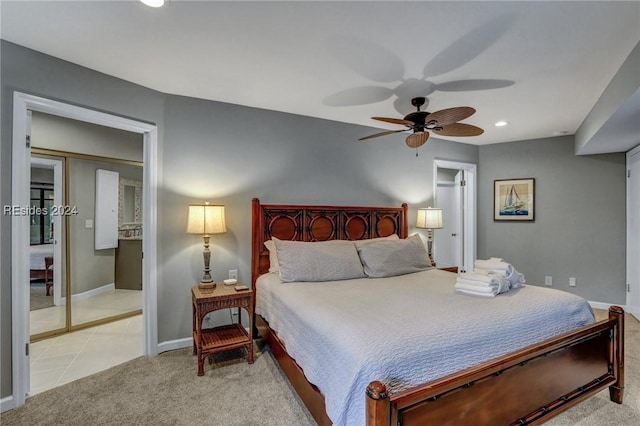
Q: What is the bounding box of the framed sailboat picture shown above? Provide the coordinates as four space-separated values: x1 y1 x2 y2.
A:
494 178 535 221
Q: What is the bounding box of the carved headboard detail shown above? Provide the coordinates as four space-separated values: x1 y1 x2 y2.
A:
251 198 408 288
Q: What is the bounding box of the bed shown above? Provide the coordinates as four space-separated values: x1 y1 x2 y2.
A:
29 244 54 280
250 198 625 426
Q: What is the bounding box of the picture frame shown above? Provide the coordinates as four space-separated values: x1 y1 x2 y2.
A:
494 178 535 221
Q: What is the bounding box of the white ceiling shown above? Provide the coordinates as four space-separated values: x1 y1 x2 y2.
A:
2 1 639 151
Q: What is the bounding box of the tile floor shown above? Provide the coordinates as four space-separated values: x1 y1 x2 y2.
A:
29 314 143 396
30 289 142 335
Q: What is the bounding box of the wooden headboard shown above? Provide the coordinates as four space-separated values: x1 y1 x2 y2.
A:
251 198 408 288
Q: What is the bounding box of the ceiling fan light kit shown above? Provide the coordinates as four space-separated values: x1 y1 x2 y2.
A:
359 97 484 153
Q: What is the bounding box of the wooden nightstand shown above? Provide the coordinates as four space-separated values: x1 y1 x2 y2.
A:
438 266 459 273
191 284 254 376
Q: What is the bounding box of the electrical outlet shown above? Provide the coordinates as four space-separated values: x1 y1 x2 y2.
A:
545 276 553 286
569 277 576 287
229 269 238 280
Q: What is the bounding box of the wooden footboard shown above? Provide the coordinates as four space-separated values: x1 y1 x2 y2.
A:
366 306 625 426
30 269 46 280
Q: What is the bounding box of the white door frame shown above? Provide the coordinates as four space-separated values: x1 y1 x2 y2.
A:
11 92 159 408
29 157 64 307
627 145 640 320
433 159 477 273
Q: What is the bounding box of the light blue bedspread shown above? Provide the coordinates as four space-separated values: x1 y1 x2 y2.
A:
255 269 595 426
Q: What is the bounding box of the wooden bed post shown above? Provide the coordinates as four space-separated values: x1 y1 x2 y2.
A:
366 381 390 426
251 197 261 292
400 203 408 238
608 305 625 403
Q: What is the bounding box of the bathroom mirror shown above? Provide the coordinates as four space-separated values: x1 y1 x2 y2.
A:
118 178 142 226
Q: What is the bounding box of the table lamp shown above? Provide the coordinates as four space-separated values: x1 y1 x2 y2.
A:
416 207 443 266
186 203 227 289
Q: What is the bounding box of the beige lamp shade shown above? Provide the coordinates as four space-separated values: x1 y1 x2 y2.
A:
416 207 443 229
186 204 227 235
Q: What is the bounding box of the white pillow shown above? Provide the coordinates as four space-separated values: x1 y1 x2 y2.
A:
356 234 432 278
263 240 279 273
273 238 366 282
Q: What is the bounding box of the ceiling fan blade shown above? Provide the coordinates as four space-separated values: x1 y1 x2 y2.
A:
405 131 429 148
358 129 407 141
435 79 514 92
323 86 394 106
426 107 476 126
433 123 484 137
372 116 414 126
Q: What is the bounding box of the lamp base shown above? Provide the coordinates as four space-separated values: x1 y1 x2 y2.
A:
198 281 216 290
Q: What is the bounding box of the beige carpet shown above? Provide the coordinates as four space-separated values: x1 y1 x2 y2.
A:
2 312 638 425
1 344 316 426
30 282 53 311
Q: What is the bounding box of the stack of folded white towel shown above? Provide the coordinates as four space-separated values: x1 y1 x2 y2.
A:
454 257 526 297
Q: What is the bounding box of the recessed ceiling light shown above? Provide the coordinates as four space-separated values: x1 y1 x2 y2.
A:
494 121 508 127
141 0 164 7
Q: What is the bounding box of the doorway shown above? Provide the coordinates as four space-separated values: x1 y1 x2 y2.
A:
433 159 477 273
11 92 158 408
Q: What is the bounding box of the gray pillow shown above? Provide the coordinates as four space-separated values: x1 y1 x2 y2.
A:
356 234 432 278
273 238 366 282
353 234 399 248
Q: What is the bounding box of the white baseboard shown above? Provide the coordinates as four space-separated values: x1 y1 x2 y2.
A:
60 282 115 305
1 395 15 413
157 337 192 354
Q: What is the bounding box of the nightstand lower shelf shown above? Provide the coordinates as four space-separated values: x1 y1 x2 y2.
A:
194 324 253 375
200 323 250 351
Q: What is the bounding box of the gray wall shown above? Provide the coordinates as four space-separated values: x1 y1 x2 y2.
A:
30 167 53 185
478 136 626 303
31 111 143 162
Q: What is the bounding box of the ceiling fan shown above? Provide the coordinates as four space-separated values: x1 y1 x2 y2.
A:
359 97 484 150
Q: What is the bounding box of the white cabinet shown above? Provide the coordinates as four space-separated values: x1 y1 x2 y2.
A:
95 169 119 249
